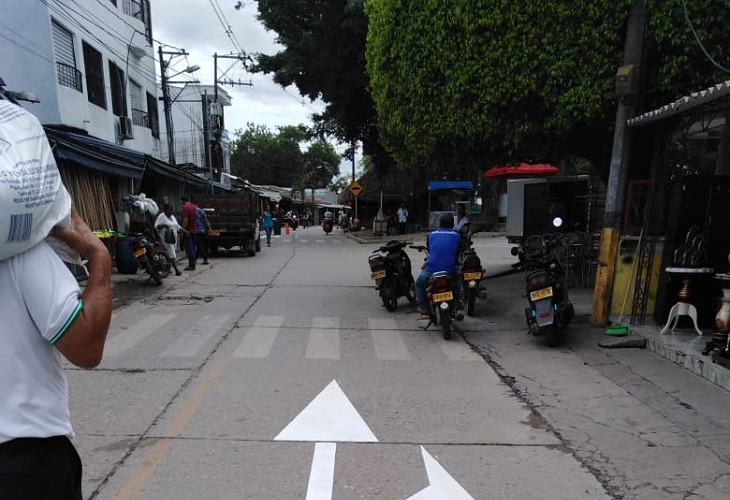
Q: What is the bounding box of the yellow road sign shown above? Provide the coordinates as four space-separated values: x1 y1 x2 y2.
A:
349 182 363 196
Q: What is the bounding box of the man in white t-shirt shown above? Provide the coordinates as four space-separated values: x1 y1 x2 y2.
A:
0 206 112 499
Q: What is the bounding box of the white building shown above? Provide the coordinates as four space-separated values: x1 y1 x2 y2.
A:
1 0 161 156
162 83 232 177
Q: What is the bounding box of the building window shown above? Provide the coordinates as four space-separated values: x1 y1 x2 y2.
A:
108 62 127 117
129 79 146 126
123 0 152 44
51 20 82 92
146 91 159 138
82 41 106 108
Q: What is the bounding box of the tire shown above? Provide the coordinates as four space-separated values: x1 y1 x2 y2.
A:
157 253 171 278
380 277 398 311
255 236 261 252
543 324 562 347
466 287 476 316
140 254 163 285
405 276 416 304
439 307 452 340
247 240 256 257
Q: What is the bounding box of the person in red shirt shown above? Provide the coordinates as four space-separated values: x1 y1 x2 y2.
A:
180 195 198 270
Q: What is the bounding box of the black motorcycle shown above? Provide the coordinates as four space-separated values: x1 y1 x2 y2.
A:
511 218 574 346
410 245 463 340
323 218 334 235
368 240 416 311
457 228 486 316
129 231 171 285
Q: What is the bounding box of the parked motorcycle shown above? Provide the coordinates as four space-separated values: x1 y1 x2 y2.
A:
368 240 416 311
511 217 574 346
129 231 171 285
323 218 334 234
410 245 464 340
457 228 486 316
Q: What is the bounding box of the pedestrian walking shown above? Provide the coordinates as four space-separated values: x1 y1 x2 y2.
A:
262 208 274 246
155 203 183 276
195 205 213 265
396 202 409 235
180 195 197 270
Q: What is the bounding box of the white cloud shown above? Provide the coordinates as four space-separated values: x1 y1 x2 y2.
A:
151 0 326 137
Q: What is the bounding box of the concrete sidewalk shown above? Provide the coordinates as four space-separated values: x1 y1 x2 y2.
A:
345 229 730 393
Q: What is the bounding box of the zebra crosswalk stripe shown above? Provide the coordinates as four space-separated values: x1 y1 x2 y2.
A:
306 317 341 359
233 315 284 358
368 318 412 360
160 315 231 357
104 313 175 357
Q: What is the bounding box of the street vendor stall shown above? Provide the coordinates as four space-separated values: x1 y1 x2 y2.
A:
427 180 475 229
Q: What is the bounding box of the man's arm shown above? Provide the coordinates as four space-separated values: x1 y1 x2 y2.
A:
51 206 112 369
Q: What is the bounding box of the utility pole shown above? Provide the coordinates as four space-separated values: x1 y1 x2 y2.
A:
591 0 646 325
208 53 252 182
202 90 213 192
158 47 197 165
158 46 175 165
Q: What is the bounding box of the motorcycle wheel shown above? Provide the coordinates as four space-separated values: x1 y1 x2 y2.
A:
380 277 398 312
157 254 171 278
439 307 452 340
405 276 416 304
465 286 476 316
542 324 562 347
140 254 163 285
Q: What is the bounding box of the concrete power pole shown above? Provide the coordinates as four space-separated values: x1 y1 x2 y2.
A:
158 46 175 165
591 0 647 325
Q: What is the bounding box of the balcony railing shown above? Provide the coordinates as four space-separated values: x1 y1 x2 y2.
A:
56 62 83 92
131 107 147 127
123 0 143 21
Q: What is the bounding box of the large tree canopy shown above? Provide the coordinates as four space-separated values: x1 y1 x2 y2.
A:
252 0 380 161
365 0 730 174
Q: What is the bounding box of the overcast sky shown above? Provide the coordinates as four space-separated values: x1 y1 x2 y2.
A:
150 0 327 138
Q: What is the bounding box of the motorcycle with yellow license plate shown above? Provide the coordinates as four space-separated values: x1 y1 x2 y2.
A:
511 217 574 346
457 227 486 316
409 245 464 340
368 240 416 311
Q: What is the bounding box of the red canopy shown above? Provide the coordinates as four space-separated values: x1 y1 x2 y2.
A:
483 163 559 178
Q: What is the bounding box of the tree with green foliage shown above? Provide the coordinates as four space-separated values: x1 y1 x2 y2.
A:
294 139 341 200
251 0 392 170
365 0 730 177
230 124 340 191
229 124 306 186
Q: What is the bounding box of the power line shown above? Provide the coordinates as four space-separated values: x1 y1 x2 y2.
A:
681 0 730 74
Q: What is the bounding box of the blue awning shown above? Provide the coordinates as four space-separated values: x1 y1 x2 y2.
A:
45 127 146 179
145 157 209 188
428 180 474 191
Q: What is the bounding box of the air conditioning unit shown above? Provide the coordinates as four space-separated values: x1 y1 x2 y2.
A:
119 116 134 139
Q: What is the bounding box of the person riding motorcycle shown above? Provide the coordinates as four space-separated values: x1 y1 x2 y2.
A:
415 214 462 315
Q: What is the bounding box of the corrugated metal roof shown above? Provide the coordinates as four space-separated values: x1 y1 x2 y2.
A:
628 80 730 127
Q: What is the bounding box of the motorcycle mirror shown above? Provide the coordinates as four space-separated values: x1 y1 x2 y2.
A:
510 247 519 256
552 217 563 228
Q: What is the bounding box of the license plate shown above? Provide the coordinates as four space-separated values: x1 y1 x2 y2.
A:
432 291 453 302
133 247 146 257
370 270 386 280
463 272 481 280
530 287 553 301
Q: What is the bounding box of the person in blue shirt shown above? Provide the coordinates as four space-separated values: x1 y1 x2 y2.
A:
415 214 462 315
195 206 213 265
262 208 274 246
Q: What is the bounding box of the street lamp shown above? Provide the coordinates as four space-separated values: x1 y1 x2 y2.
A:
159 46 200 165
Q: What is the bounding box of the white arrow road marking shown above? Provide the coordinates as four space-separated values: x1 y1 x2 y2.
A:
407 446 474 500
275 380 378 442
306 442 337 500
275 380 377 500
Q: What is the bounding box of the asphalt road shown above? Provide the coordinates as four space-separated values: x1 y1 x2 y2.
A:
69 227 730 499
